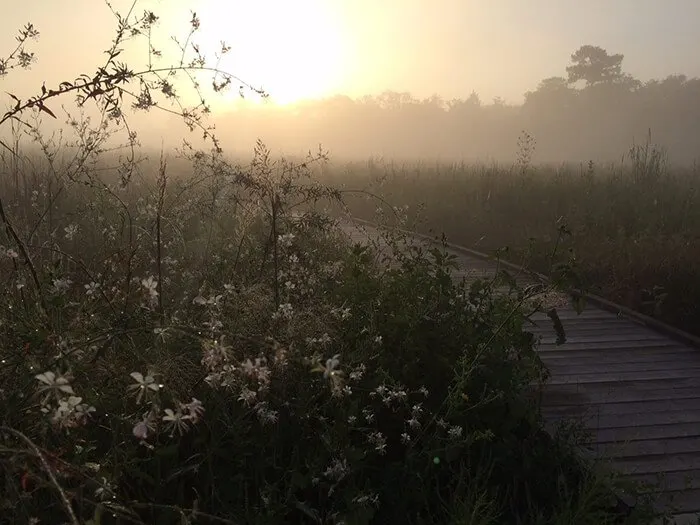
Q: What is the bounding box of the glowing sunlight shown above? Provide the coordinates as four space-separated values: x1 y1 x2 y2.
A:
197 0 353 108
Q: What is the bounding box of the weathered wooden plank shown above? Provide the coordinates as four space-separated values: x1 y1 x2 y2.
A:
545 359 700 375
539 385 700 406
547 369 700 385
547 376 698 392
538 333 671 344
533 333 668 345
578 422 700 444
542 398 700 419
659 512 700 525
548 408 700 430
537 339 683 351
594 437 700 461
545 379 698 393
645 488 700 514
528 323 650 335
528 324 653 335
530 308 618 318
455 267 529 277
611 453 700 477
539 349 697 363
529 308 619 319
626 470 700 494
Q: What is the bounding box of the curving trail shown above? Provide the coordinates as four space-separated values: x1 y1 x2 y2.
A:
340 219 700 524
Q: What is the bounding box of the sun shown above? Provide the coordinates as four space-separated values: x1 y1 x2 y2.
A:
194 0 352 108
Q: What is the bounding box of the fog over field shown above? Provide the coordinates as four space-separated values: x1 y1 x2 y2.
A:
2 0 700 164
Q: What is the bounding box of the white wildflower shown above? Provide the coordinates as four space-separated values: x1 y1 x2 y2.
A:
193 294 223 306
35 371 74 405
352 493 380 507
133 411 157 440
349 363 366 381
84 462 101 472
368 431 387 455
321 354 341 379
84 281 100 296
141 276 159 304
64 224 79 240
127 371 160 405
162 407 191 436
94 477 116 501
407 417 421 430
323 457 349 482
272 302 294 320
182 398 205 423
201 338 230 370
238 386 257 405
52 278 72 294
278 233 295 248
448 425 464 439
52 396 95 428
241 357 271 388
254 402 278 426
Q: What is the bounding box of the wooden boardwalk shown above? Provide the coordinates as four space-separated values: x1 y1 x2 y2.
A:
341 220 700 523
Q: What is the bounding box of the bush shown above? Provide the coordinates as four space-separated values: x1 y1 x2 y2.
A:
0 189 629 523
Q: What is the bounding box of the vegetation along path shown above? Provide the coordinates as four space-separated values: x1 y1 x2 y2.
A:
340 218 700 524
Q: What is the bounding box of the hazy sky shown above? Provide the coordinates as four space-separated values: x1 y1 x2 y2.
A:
1 0 699 107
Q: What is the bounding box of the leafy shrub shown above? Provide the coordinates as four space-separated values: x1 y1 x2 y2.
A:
0 4 657 524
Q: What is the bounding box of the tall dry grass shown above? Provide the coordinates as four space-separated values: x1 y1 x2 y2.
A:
327 136 700 335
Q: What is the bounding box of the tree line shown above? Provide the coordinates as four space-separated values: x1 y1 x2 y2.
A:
218 45 700 165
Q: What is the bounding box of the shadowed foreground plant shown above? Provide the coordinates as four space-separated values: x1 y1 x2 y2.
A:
0 2 661 524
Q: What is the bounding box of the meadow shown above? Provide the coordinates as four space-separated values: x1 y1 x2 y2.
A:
328 138 700 338
0 140 669 524
0 6 682 524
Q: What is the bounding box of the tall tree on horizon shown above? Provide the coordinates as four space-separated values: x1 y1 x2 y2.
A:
566 45 625 87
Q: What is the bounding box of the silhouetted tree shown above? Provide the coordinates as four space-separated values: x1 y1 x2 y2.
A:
524 76 577 109
448 91 481 112
566 45 625 87
211 46 700 164
492 96 507 107
376 90 416 110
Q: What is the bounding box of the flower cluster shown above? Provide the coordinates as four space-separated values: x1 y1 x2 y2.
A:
128 367 206 442
35 371 96 430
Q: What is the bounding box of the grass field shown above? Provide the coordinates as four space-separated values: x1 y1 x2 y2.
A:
0 7 683 521
0 141 668 524
328 142 700 338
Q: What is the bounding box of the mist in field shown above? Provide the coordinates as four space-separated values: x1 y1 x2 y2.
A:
210 76 700 165
2 0 700 164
